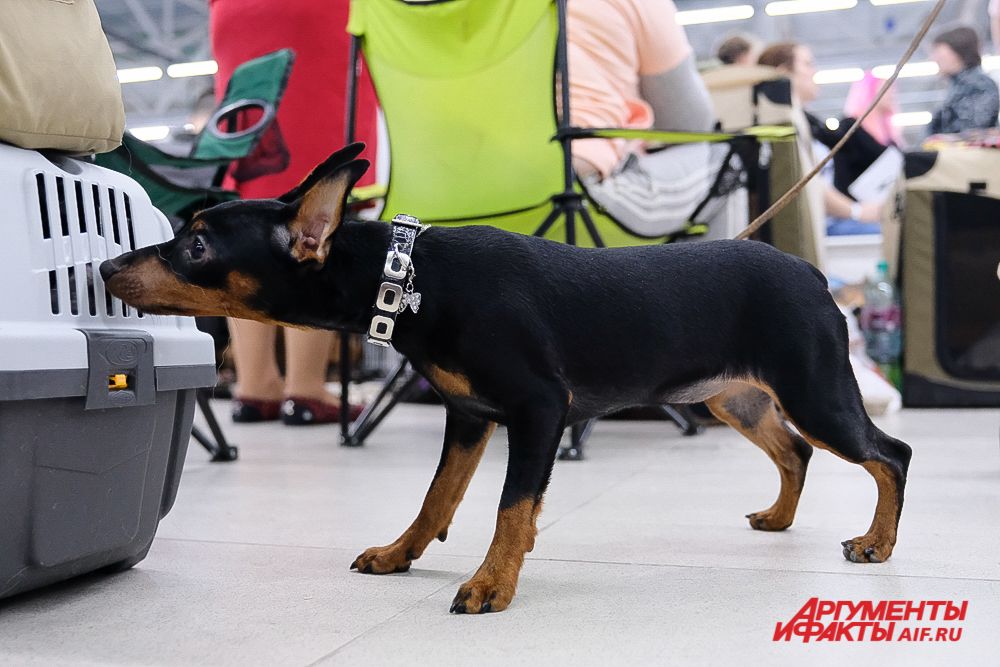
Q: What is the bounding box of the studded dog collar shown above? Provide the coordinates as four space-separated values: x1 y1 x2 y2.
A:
366 214 427 347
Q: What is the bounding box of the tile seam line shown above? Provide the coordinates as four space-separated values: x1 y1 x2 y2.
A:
155 535 500 563
303 570 476 666
522 556 1000 583
153 468 648 554
153 538 1000 582
536 467 648 535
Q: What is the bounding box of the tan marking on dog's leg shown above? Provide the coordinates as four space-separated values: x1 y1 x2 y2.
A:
735 379 904 562
423 365 474 398
841 461 901 563
451 499 538 614
707 384 811 531
528 500 543 552
738 378 857 463
351 422 496 574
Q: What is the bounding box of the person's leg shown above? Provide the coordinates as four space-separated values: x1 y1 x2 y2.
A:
583 143 721 238
282 327 366 424
229 318 283 399
228 318 283 421
283 327 338 402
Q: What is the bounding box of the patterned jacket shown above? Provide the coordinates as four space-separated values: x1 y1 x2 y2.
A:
929 67 1000 135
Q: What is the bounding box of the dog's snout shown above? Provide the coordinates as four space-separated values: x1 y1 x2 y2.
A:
99 257 123 282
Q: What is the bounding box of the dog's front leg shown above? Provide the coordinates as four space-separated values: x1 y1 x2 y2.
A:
352 411 495 574
450 392 567 614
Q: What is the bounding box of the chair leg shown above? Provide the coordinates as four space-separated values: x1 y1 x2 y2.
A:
565 204 576 245
341 359 420 447
557 419 595 461
194 389 238 462
534 202 565 238
339 333 352 443
555 403 703 462
660 404 704 436
577 204 605 248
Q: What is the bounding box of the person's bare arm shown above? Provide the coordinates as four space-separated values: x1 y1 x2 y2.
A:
825 186 881 222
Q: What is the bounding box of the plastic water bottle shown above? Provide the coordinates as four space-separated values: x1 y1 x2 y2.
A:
861 260 902 389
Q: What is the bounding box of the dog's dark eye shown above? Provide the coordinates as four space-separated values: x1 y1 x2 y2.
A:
189 237 206 261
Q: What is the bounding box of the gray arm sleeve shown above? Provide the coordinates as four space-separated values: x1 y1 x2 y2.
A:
639 53 717 132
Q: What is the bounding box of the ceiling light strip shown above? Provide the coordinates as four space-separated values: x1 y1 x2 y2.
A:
677 5 755 25
166 60 219 78
765 0 858 16
117 66 163 84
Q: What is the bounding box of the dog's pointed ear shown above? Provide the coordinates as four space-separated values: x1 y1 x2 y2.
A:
282 147 369 264
278 142 366 205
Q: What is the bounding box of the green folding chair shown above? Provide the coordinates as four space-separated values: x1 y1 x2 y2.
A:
96 48 296 229
337 0 796 457
96 48 296 462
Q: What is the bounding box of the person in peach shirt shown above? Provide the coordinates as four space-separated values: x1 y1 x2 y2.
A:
568 0 744 239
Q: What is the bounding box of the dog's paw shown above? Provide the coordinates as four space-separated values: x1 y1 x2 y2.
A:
746 508 793 532
350 544 413 574
841 535 894 563
449 577 515 614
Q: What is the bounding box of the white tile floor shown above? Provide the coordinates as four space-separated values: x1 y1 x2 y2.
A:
1 403 998 666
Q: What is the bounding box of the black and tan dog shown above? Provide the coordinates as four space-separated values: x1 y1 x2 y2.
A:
101 144 912 614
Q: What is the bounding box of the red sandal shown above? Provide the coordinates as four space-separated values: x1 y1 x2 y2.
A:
230 397 282 423
281 397 365 425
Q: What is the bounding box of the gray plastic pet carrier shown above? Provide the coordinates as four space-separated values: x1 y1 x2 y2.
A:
0 144 215 599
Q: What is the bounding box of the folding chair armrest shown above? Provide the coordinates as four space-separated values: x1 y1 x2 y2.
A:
189 49 296 163
347 182 388 208
556 125 796 144
121 134 232 170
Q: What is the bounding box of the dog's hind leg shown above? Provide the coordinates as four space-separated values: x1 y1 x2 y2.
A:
760 341 912 563
706 384 812 531
352 411 495 574
450 388 568 614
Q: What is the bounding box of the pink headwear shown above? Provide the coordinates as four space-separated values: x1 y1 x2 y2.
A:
843 71 902 147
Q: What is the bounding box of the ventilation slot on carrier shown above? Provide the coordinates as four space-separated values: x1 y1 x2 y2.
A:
108 187 121 245
67 266 79 315
48 270 59 314
124 193 136 250
36 174 51 239
56 177 70 237
92 184 104 236
75 180 87 233
84 263 98 316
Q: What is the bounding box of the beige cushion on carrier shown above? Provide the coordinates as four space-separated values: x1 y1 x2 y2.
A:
0 0 125 154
